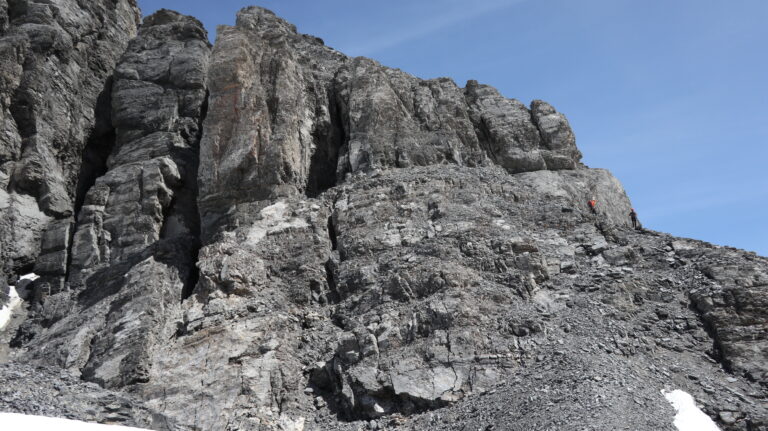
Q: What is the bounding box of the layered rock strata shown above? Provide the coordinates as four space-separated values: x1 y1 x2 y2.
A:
198 7 582 239
13 10 211 393
0 5 765 431
0 0 141 284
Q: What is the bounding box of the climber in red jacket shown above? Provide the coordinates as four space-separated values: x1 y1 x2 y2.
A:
587 197 597 214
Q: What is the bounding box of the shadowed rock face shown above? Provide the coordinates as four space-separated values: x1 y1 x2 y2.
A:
0 0 141 281
68 9 209 289
0 5 766 431
11 8 211 395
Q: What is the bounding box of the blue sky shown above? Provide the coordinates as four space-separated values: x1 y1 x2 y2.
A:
137 0 768 256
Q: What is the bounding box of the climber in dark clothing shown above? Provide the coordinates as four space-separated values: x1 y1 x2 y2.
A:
587 197 597 214
629 208 639 229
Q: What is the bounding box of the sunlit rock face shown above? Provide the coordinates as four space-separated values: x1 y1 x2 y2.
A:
0 5 766 431
197 7 582 240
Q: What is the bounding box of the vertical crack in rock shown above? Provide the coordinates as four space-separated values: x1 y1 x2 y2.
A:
74 10 211 388
306 88 345 198
65 79 119 288
324 258 340 304
5 0 25 24
178 91 208 301
474 116 498 165
327 215 338 251
7 85 34 166
0 0 141 291
14 9 213 392
74 79 118 219
324 212 341 303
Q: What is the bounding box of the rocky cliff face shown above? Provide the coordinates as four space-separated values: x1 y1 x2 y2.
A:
198 7 582 239
0 0 141 285
12 8 211 396
0 5 766 431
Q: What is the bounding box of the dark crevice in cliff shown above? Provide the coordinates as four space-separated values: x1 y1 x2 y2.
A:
157 187 201 302
62 217 76 289
158 103 207 300
472 117 498 166
74 78 115 218
692 306 727 370
687 292 734 377
323 259 339 304
319 214 340 304
463 86 497 166
6 74 36 197
159 202 201 303
180 91 208 301
68 78 116 285
8 88 33 148
181 248 200 300
7 0 28 24
528 105 547 148
327 216 338 251
73 128 115 213
306 88 346 197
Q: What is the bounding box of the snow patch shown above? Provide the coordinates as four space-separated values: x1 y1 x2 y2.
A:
1 273 38 330
0 413 151 430
19 273 40 281
0 285 22 331
246 201 309 245
663 389 721 431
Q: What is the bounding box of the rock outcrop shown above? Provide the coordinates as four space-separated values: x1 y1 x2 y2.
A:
198 7 581 239
0 0 141 284
0 362 175 429
0 5 766 431
691 251 768 383
12 9 211 394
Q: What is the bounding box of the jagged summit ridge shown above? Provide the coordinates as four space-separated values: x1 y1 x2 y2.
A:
199 6 582 239
0 4 766 431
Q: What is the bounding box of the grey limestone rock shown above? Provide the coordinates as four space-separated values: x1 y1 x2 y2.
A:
531 99 582 169
691 253 768 383
14 9 211 395
198 7 581 239
0 0 8 34
67 8 209 286
0 0 141 278
32 217 72 294
0 362 179 430
0 5 766 431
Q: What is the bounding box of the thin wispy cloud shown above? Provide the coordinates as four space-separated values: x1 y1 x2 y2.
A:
345 0 526 55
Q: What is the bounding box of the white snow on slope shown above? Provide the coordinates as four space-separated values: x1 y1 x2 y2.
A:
0 286 21 330
663 389 721 431
0 273 37 330
19 273 40 281
0 413 151 431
